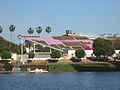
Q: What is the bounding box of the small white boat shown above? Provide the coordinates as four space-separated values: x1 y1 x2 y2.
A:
29 68 48 73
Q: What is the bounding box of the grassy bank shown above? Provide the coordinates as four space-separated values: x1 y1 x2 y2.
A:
48 63 120 72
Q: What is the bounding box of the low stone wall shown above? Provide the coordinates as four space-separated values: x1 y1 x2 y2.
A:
34 52 50 58
0 64 4 68
20 64 48 70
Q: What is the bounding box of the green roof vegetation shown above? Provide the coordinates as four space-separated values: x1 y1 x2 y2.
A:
57 44 66 48
52 36 75 40
75 36 89 39
81 43 87 46
50 44 61 49
63 42 82 46
62 36 75 40
52 36 62 40
35 40 48 45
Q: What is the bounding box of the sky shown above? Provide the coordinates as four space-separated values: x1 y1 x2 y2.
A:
0 0 120 44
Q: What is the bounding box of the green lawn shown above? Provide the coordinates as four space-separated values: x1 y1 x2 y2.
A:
48 64 77 72
48 63 120 72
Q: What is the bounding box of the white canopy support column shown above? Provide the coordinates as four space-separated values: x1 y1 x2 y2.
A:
20 39 23 54
33 43 35 53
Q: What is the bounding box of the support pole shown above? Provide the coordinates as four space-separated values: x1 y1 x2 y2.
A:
34 43 35 53
20 39 23 54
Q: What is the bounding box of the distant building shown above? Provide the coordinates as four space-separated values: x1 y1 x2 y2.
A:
114 34 120 37
66 30 72 35
104 34 120 38
79 33 105 39
70 33 105 39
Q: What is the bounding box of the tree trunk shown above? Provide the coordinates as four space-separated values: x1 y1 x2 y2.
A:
114 57 116 61
33 43 35 53
10 32 12 47
104 55 106 62
29 45 30 53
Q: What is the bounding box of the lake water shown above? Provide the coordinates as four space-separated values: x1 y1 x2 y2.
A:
0 72 120 90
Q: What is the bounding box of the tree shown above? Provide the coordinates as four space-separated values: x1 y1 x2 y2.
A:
45 26 52 36
109 37 120 50
10 44 20 53
50 50 61 59
28 52 35 59
9 25 15 47
93 38 115 59
27 28 34 35
0 36 20 54
0 43 5 54
4 61 13 71
35 44 50 52
0 26 3 34
0 37 6 54
25 40 34 53
75 48 85 59
36 26 42 36
1 51 12 59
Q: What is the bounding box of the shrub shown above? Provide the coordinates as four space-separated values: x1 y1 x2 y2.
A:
1 51 12 59
4 61 13 71
28 52 35 58
75 48 85 59
50 50 61 59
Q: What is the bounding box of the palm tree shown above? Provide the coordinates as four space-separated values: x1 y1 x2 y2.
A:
27 28 34 35
36 26 42 36
45 26 52 36
0 26 3 34
9 25 15 47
